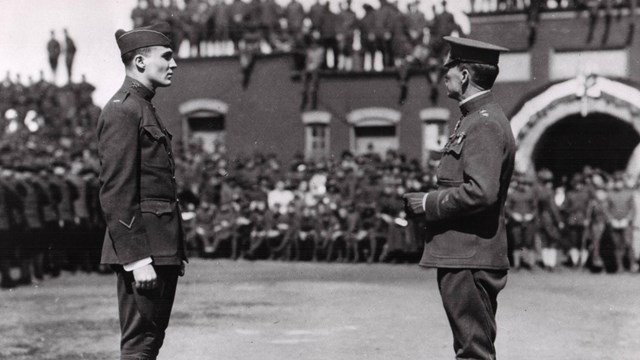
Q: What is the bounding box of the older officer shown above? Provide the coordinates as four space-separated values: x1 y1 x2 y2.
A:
403 36 514 360
97 22 186 360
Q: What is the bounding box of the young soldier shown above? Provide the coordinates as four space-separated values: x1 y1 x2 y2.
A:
97 22 186 359
403 36 514 360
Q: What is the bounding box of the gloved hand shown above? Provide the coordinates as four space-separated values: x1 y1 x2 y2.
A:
402 192 427 216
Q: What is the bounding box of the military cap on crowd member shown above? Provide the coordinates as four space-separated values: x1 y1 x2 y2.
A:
570 173 584 187
115 21 172 56
443 36 509 67
613 170 626 181
537 168 553 182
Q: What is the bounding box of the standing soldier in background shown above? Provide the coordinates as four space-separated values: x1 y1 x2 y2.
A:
0 166 18 288
563 174 591 267
15 165 46 284
35 165 62 277
375 0 397 68
63 29 77 84
335 0 357 70
47 30 61 83
536 169 564 270
403 37 514 360
212 0 231 55
97 22 186 359
506 173 538 270
359 4 378 71
285 0 305 40
587 171 608 270
406 1 427 47
260 0 282 50
301 32 325 110
317 1 339 69
68 158 92 272
51 162 78 272
229 0 248 53
606 172 635 272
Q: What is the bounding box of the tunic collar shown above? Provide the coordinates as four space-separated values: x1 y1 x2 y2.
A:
123 76 155 102
460 90 493 116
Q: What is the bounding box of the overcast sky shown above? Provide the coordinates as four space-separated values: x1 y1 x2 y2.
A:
0 0 469 107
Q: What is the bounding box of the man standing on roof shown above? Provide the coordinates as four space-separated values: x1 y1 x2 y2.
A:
97 22 186 360
403 36 515 359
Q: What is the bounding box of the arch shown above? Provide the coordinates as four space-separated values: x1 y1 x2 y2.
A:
419 107 450 122
510 76 640 177
302 110 332 125
178 98 229 116
346 107 401 126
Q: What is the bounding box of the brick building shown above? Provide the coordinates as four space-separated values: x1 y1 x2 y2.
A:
155 7 640 180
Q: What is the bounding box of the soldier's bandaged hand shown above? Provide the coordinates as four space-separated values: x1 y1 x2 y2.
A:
402 192 427 215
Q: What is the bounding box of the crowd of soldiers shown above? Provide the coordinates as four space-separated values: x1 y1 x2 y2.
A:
1 108 639 289
0 71 102 289
471 0 640 46
130 0 462 71
507 167 639 273
471 0 638 13
175 145 434 264
174 141 640 274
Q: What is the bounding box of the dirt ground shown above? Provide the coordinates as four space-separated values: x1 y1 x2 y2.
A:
0 260 638 360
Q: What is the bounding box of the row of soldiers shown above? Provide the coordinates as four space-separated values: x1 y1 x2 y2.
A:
131 0 462 71
0 159 106 289
506 168 639 273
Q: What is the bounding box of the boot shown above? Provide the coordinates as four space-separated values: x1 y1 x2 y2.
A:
569 248 580 267
579 249 589 268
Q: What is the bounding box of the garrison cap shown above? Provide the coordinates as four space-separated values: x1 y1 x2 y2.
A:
115 22 172 56
443 36 509 68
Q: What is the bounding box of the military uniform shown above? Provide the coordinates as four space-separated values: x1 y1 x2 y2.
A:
404 37 514 360
562 176 591 266
506 176 538 269
535 170 563 270
606 179 635 272
98 76 185 267
0 177 18 288
98 22 185 360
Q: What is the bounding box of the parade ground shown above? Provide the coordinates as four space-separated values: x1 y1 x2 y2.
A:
1 260 638 360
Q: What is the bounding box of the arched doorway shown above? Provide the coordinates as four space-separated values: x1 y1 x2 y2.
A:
532 112 640 181
511 75 640 179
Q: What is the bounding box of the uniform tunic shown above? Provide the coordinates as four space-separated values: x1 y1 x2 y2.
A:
420 92 516 270
97 76 186 266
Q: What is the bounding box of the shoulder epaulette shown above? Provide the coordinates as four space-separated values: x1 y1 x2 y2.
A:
110 88 130 105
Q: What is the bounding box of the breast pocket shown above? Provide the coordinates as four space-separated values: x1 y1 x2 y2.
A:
141 126 170 168
437 137 465 183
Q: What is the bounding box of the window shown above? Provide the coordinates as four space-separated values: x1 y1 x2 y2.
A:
179 99 229 153
420 108 450 165
347 107 401 156
302 111 331 161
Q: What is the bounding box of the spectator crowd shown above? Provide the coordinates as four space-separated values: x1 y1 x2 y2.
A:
1 72 639 290
130 0 462 79
129 0 640 103
1 0 640 289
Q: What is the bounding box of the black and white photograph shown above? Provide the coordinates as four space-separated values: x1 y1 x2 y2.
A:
0 0 639 359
